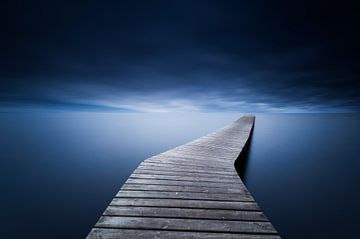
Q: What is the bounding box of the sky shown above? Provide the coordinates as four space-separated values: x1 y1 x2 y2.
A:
1 0 359 112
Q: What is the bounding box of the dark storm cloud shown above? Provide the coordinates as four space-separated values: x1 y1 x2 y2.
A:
1 0 359 112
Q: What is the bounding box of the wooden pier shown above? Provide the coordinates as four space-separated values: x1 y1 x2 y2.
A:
87 115 280 238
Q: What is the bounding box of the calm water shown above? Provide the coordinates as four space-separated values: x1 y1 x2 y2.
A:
0 113 359 238
243 114 360 238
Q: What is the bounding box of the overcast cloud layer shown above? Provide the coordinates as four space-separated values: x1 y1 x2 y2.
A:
1 0 359 112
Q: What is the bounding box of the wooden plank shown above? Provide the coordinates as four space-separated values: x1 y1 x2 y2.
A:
150 154 237 164
143 159 235 171
162 149 239 159
133 169 240 179
143 160 235 170
88 228 281 239
111 198 260 211
163 149 239 159
150 151 239 160
103 206 268 221
121 183 248 194
116 190 253 202
124 178 247 189
137 163 237 176
175 143 242 152
129 173 243 184
95 216 277 234
190 140 247 148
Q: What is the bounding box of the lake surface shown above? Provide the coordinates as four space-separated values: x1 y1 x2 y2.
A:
0 112 359 238
242 114 360 238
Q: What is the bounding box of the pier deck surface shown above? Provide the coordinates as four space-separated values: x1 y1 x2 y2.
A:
87 115 280 238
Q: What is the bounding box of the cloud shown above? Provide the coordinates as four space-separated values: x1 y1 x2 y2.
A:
0 1 359 112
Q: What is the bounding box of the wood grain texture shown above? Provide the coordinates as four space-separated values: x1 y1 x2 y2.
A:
95 216 277 233
115 190 253 202
103 206 268 221
88 228 281 239
110 198 260 211
121 183 248 194
124 178 247 188
86 115 281 238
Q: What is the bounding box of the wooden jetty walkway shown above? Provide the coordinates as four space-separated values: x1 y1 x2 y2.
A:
87 115 280 238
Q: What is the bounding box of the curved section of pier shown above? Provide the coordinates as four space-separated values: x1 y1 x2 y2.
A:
87 115 280 238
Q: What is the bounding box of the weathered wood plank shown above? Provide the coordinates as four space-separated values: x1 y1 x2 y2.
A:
124 178 247 189
160 150 239 160
110 198 260 211
129 173 243 183
103 206 268 221
88 228 281 239
121 183 248 194
95 216 277 234
144 158 235 170
116 190 253 202
143 160 235 171
137 163 237 176
149 154 237 164
133 169 241 180
163 148 240 158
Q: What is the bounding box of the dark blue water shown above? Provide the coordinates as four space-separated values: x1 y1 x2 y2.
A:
243 114 360 238
0 113 359 238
